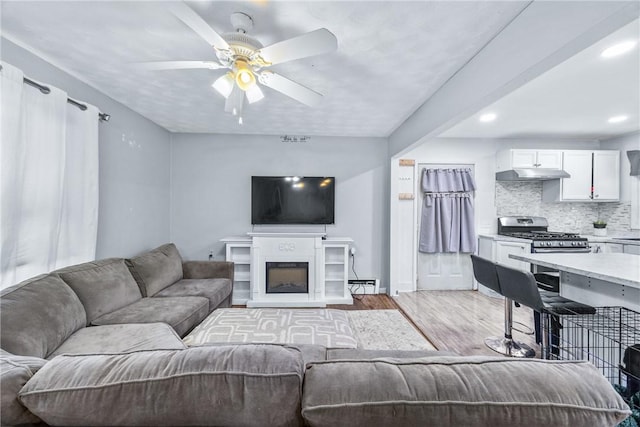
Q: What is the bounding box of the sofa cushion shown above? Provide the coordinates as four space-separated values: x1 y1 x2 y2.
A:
1 274 86 358
301 356 631 427
0 352 46 425
154 278 232 312
326 348 458 359
49 323 186 358
91 296 209 337
19 345 305 427
126 243 183 297
183 260 234 280
56 258 142 324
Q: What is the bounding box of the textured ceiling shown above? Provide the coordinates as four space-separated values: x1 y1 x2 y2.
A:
441 18 640 140
0 1 528 137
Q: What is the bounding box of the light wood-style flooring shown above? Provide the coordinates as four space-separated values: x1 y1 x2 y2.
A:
237 291 539 357
395 290 540 357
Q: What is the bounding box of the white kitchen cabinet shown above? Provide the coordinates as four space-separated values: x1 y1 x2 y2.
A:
496 241 530 269
592 151 620 201
607 243 624 253
497 149 562 171
542 150 619 202
476 237 531 297
624 244 640 255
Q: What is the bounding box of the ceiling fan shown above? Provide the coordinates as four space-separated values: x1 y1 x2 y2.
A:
137 2 338 123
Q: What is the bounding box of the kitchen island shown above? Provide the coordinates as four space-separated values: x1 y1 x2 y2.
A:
509 253 640 312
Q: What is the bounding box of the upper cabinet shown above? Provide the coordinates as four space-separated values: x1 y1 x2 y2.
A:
542 150 620 202
497 149 562 170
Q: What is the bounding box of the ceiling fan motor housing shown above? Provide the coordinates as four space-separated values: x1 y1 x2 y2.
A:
218 32 263 65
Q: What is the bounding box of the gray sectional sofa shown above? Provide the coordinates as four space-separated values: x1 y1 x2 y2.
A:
0 243 632 426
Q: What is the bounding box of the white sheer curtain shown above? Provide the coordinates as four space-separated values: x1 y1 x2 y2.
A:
1 62 99 289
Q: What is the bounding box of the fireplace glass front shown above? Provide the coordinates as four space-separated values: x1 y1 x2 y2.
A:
266 262 309 294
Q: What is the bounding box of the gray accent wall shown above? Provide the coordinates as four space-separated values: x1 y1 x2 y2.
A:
1 38 172 258
169 133 389 288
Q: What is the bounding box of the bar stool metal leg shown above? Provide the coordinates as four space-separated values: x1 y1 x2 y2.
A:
485 297 536 358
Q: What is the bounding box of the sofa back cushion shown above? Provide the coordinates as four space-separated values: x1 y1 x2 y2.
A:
302 356 631 427
56 259 141 324
126 243 183 296
0 274 86 358
20 345 304 427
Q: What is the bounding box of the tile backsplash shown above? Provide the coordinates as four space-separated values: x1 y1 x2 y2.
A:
495 182 631 234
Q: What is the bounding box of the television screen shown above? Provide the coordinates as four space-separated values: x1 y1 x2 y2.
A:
251 176 335 225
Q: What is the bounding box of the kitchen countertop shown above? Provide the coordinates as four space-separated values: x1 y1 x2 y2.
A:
509 253 640 289
582 235 640 245
478 234 531 243
479 233 640 245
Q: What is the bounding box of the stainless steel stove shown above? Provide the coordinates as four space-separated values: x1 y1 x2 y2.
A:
498 216 590 253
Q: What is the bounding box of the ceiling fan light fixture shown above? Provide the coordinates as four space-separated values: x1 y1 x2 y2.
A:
246 84 264 104
234 59 256 91
212 73 235 98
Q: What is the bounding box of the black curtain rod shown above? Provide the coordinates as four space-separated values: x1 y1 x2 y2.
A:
0 64 110 122
23 78 110 122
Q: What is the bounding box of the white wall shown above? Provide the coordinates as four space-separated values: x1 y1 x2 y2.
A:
1 38 172 258
170 133 389 288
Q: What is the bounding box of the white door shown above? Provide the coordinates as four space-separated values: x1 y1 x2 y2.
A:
593 151 620 201
416 163 474 290
561 151 592 200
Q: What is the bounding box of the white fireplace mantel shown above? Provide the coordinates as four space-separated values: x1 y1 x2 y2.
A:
222 234 353 307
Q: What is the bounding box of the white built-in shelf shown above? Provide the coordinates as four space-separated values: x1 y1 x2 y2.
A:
222 235 353 306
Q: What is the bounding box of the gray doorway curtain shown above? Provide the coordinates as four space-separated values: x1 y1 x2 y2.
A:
419 168 476 253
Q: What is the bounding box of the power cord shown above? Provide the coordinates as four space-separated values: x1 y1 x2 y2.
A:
349 249 364 301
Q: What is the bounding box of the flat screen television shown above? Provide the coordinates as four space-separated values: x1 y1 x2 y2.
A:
251 176 335 225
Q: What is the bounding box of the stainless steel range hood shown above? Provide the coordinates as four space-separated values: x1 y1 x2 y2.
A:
495 168 570 181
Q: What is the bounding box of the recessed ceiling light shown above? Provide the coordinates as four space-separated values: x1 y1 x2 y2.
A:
479 113 497 123
608 115 628 124
601 40 637 58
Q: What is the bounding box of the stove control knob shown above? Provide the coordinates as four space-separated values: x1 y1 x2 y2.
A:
572 242 577 246
559 242 565 246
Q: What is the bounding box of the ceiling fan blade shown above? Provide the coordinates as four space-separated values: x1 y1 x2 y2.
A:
224 84 244 115
258 71 323 107
168 2 230 50
132 61 224 71
256 28 337 66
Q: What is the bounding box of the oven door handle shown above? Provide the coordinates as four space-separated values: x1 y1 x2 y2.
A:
532 248 592 253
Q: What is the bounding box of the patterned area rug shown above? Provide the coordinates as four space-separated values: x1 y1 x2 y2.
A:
346 310 436 351
183 308 435 350
183 308 358 348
